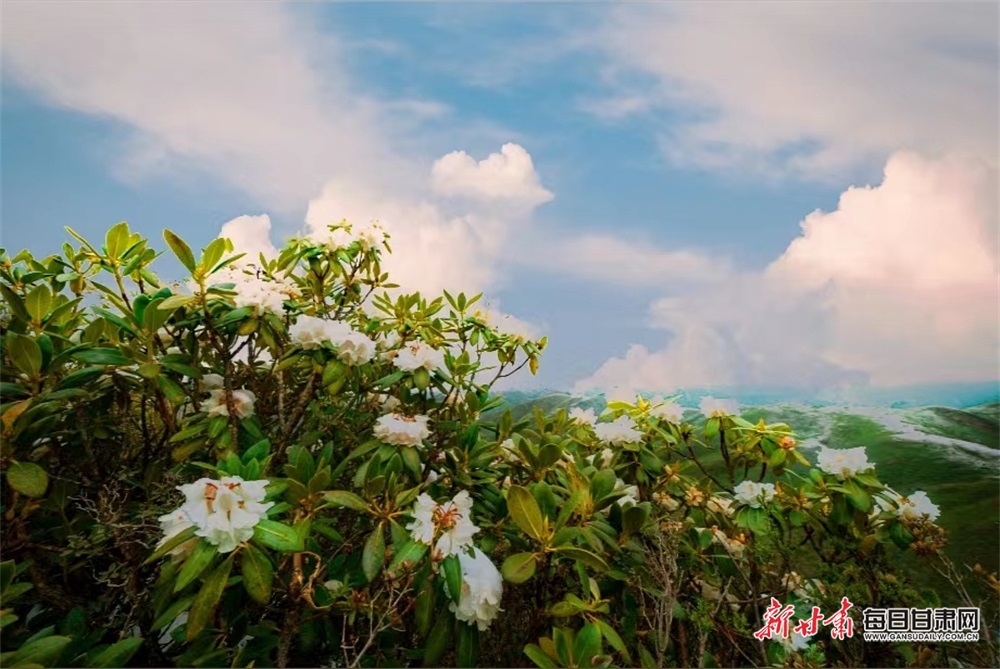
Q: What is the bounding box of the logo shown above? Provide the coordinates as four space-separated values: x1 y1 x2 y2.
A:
755 596 981 645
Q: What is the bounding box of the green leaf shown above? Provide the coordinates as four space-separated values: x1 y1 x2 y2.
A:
73 348 132 366
590 469 617 502
456 621 479 668
769 449 787 468
6 461 49 498
525 644 558 669
889 521 914 549
508 485 547 542
7 334 42 377
442 554 464 605
252 520 304 552
622 503 650 534
554 547 609 572
0 285 31 322
423 616 452 666
500 552 537 584
185 554 234 641
322 490 369 513
151 595 195 631
844 480 873 513
241 543 273 604
575 622 602 668
362 524 386 583
174 539 217 593
387 540 428 577
24 285 52 323
84 637 144 668
164 230 197 273
596 619 630 663
158 295 194 310
8 635 72 667
143 525 197 565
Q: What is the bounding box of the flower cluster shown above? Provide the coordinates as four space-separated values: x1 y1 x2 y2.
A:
449 547 505 631
594 416 643 445
816 446 872 479
392 341 446 373
406 492 503 630
614 478 640 507
157 476 273 554
201 387 256 419
734 480 776 508
318 220 387 251
287 315 377 365
373 413 431 447
650 397 685 424
568 407 598 427
875 489 941 522
700 396 740 418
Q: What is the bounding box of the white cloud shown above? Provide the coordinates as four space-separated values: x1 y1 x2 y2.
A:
528 233 729 287
594 3 998 179
218 215 279 264
0 1 412 211
431 143 554 208
2 3 553 325
576 152 999 395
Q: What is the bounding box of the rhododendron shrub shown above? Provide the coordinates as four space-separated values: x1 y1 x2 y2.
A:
1 222 996 669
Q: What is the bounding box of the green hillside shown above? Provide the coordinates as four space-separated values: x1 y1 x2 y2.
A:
487 393 1000 599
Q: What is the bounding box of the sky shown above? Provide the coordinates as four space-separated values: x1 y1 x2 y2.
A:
2 1 998 397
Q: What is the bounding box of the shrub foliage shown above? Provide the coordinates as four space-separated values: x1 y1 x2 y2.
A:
1 221 996 668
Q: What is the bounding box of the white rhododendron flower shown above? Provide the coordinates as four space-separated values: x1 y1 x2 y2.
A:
288 315 330 349
407 492 479 559
706 496 735 516
201 388 256 419
568 407 597 427
288 316 376 364
816 446 872 479
500 438 519 463
650 397 685 423
335 330 377 366
733 481 776 508
652 492 681 511
614 478 640 507
215 271 291 316
164 476 273 554
585 448 615 469
156 508 197 557
449 547 504 631
202 373 225 390
700 396 739 418
594 416 643 445
876 489 940 522
316 220 387 251
781 632 810 652
711 529 746 559
392 341 445 373
373 413 431 447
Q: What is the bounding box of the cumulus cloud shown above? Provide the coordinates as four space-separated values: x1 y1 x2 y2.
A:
575 152 999 395
527 233 729 287
218 215 279 264
0 1 412 210
2 3 553 331
431 143 554 208
593 3 998 179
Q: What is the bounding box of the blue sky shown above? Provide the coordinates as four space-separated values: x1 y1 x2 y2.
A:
2 2 997 395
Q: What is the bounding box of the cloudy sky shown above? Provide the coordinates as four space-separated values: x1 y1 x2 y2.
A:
3 2 997 396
